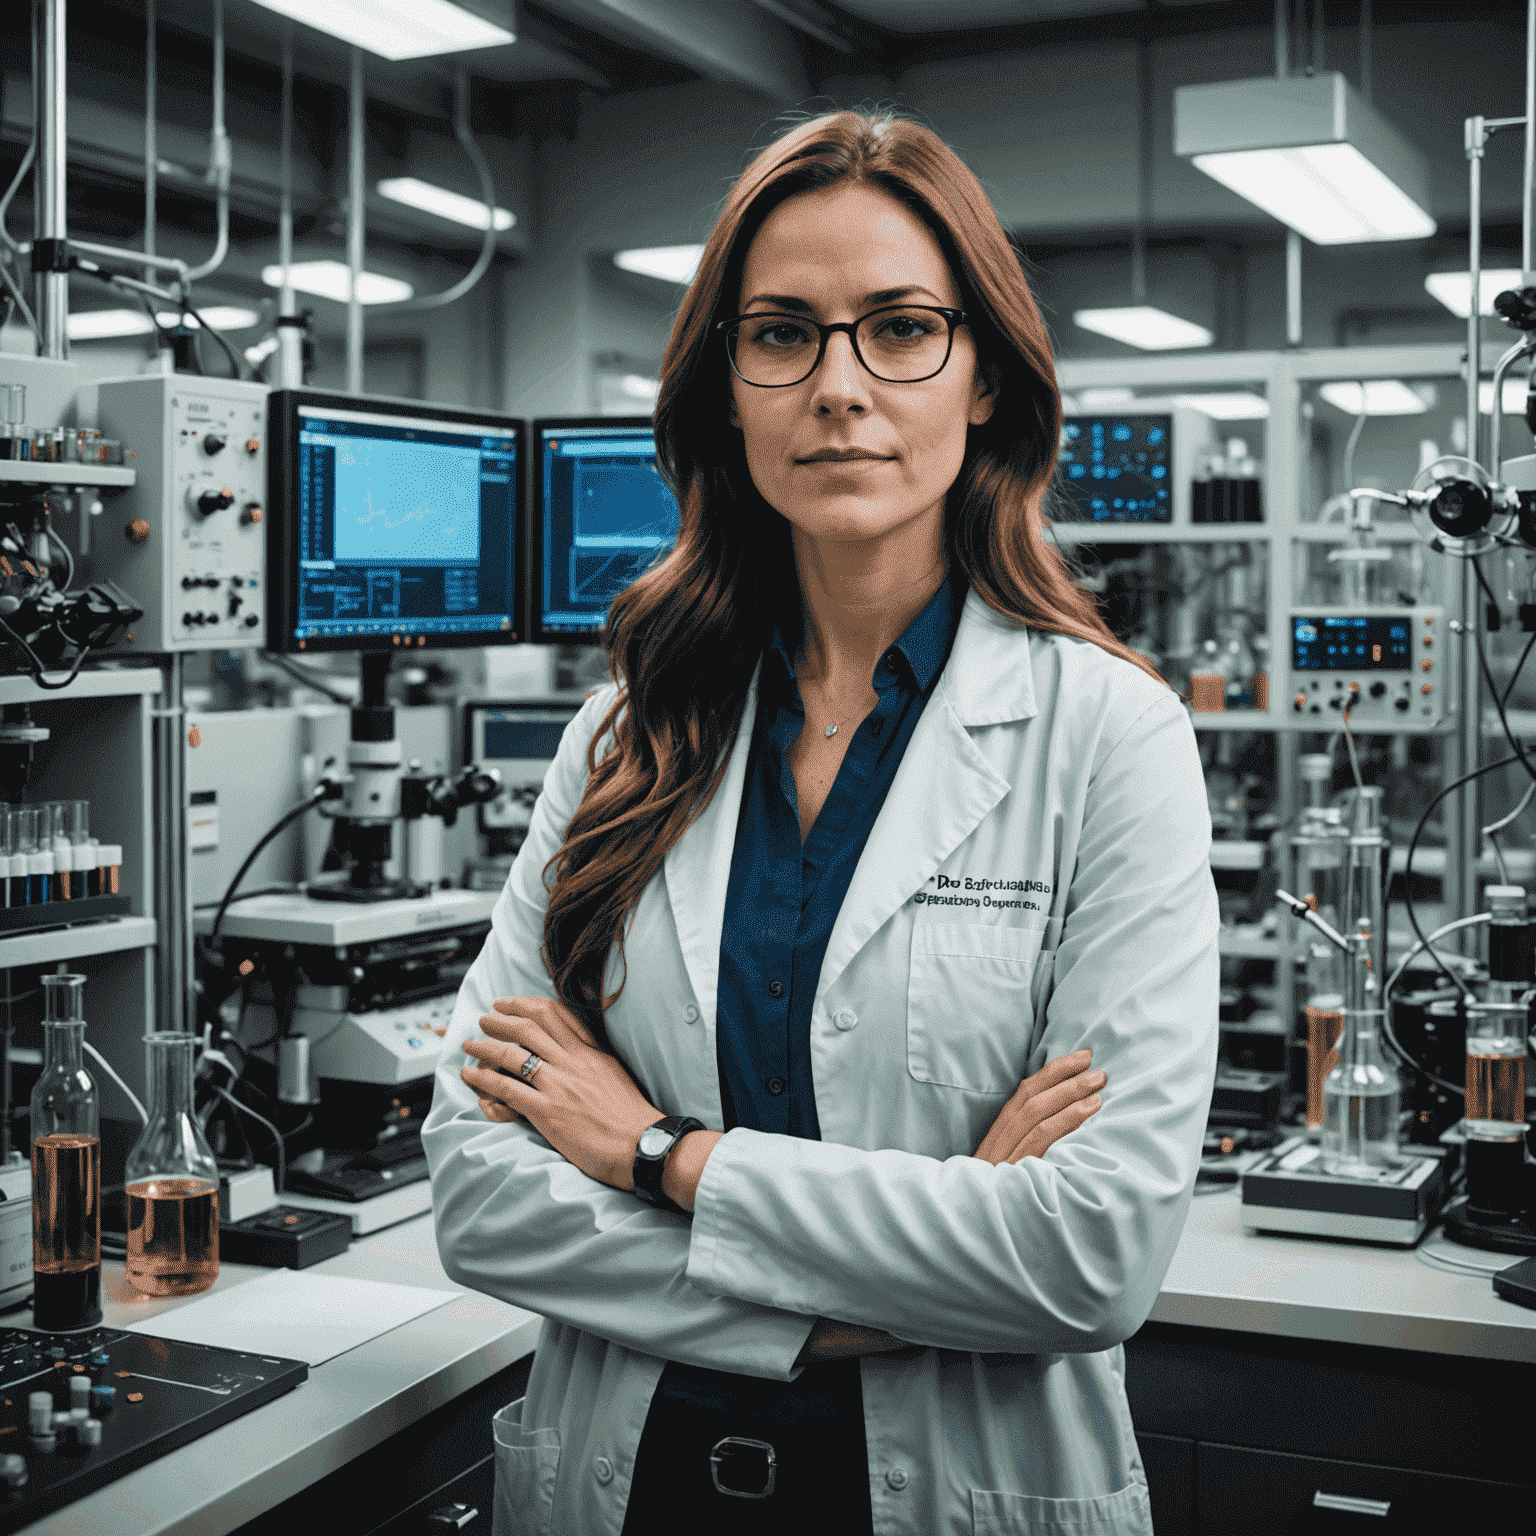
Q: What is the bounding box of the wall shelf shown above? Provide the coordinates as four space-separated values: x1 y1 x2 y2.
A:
0 667 159 705
0 914 155 969
0 461 135 489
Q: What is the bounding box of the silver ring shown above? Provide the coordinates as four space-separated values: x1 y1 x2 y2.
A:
710 1436 776 1499
519 1052 543 1082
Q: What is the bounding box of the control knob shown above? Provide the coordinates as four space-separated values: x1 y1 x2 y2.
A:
202 433 227 455
195 487 235 517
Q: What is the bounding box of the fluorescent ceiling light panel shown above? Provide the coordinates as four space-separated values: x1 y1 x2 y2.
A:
377 178 515 232
1073 306 1213 351
155 306 260 331
620 375 660 400
1076 387 1136 408
1174 392 1271 420
1318 380 1431 416
247 0 512 62
1480 378 1530 414
67 309 154 340
261 262 414 304
1176 73 1435 245
1425 269 1525 318
614 246 704 284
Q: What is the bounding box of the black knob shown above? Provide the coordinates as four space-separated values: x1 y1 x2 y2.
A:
182 612 195 626
1370 681 1387 698
181 576 194 590
203 434 227 455
196 488 235 517
1395 697 1410 711
245 613 260 628
1328 695 1344 710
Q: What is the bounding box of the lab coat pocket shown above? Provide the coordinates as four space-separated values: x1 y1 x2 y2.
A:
971 1481 1153 1535
908 922 1043 1092
491 1395 562 1536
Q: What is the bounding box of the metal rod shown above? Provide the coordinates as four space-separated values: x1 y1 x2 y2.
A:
185 0 229 283
35 0 68 360
1468 119 1484 470
1527 0 1535 274
277 25 301 388
154 657 191 1033
347 45 364 395
1360 0 1371 104
1132 38 1150 306
145 0 156 287
1286 230 1302 346
1489 335 1535 475
1275 0 1288 77
1310 0 1324 74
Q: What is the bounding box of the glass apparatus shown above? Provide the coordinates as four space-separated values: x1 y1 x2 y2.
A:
1293 803 1350 1130
1344 786 1391 989
30 974 102 1331
1321 919 1404 1176
124 1033 220 1297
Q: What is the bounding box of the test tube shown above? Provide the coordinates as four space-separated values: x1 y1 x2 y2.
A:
1 385 26 461
0 805 10 909
46 804 73 901
66 802 93 902
11 809 37 905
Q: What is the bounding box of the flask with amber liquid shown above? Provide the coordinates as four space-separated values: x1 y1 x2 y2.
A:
30 974 102 1331
124 1033 220 1297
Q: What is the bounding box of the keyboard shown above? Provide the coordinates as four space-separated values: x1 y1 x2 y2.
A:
0 1323 306 1532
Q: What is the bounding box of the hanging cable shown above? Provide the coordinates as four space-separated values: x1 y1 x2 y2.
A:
208 1082 286 1193
373 65 499 314
83 1040 149 1126
0 140 34 254
185 0 230 284
1341 390 1368 494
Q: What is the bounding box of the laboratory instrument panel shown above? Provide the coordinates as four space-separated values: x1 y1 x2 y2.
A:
290 989 456 1086
530 416 680 641
0 1324 306 1534
86 374 268 652
266 389 524 653
1286 607 1445 726
1055 404 1225 526
464 699 583 831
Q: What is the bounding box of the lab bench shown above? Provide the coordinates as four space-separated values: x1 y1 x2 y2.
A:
14 1187 1535 1536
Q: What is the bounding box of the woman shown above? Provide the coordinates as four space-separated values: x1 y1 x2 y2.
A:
425 108 1218 1536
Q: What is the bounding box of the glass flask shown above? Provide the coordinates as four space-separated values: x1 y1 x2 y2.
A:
124 1032 220 1297
1321 923 1404 1176
30 974 102 1331
1292 805 1350 1130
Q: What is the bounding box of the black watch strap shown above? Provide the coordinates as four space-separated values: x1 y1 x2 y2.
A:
633 1114 707 1216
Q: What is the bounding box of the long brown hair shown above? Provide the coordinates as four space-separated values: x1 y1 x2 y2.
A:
541 108 1166 1033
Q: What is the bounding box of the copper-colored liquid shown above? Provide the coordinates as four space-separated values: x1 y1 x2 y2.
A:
1305 1006 1343 1129
125 1178 219 1297
1465 1052 1527 1126
32 1133 102 1331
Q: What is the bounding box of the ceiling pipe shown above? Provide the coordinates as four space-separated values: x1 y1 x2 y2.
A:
34 0 68 361
347 45 365 396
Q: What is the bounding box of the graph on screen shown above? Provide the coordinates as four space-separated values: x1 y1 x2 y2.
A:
332 437 482 564
567 460 677 604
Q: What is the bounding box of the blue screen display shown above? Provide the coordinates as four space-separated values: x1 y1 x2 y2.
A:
539 424 680 635
1293 615 1412 671
292 405 518 642
1057 415 1172 522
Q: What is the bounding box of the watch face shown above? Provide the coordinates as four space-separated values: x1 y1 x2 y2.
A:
638 1126 673 1158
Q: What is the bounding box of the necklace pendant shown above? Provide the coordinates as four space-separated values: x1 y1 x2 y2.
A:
825 724 837 738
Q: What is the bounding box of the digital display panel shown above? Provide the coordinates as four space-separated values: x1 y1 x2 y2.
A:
1057 414 1172 522
535 419 680 638
1293 615 1412 671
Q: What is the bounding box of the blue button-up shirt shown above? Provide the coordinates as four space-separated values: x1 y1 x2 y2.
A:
634 573 967 1478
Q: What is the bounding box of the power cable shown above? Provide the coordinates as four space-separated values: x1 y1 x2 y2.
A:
209 781 339 942
263 651 352 703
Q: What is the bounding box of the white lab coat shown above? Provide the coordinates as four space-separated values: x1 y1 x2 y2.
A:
424 584 1220 1536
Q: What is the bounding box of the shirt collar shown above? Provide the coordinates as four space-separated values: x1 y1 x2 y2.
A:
766 570 967 696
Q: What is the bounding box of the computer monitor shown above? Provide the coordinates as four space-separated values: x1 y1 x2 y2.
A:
530 416 680 643
267 389 526 653
464 699 586 829
1057 414 1173 523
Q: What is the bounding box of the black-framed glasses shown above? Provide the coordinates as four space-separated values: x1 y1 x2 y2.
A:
716 305 967 388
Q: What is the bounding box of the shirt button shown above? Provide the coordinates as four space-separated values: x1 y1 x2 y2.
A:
884 650 898 667
594 1456 614 1484
886 1467 909 1490
833 1008 858 1031
684 1004 700 1023
768 980 784 998
767 1077 786 1095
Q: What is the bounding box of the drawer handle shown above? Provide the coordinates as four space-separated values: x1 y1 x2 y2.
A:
1314 1491 1391 1517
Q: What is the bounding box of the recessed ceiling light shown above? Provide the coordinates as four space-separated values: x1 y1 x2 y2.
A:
247 0 512 62
1076 388 1136 409
377 177 515 232
66 309 155 340
619 375 660 401
261 261 414 304
1073 307 1213 351
1425 269 1525 318
1176 74 1435 245
156 306 261 331
614 246 705 285
1174 392 1271 420
1318 380 1431 416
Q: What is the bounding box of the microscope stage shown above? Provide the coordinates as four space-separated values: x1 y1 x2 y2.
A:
197 888 500 947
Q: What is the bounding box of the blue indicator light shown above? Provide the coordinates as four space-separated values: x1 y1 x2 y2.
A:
1112 423 1133 442
1151 465 1166 479
1147 428 1165 445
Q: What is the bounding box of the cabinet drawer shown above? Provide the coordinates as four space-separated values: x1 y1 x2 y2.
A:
1196 1442 1528 1533
1137 1432 1194 1536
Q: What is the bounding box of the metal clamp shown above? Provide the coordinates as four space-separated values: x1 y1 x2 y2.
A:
710 1436 776 1499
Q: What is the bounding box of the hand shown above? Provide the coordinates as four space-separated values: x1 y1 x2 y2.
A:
459 995 663 1194
972 1049 1106 1166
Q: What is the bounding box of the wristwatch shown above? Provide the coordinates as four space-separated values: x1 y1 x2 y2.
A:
633 1114 707 1216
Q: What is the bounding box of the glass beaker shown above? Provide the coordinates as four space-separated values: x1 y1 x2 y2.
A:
30 974 102 1331
124 1033 220 1297
1321 925 1403 1176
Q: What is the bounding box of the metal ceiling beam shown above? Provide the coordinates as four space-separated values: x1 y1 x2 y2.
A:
538 0 812 100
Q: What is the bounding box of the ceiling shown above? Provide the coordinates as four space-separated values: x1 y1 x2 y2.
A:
831 0 1223 32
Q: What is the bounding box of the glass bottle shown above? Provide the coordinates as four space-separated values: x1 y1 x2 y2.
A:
30 974 102 1331
1321 921 1404 1176
1465 886 1530 1142
124 1033 220 1297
